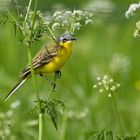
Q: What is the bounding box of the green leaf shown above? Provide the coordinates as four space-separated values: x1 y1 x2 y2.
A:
46 101 58 130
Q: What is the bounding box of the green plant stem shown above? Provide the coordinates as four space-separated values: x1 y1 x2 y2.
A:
26 0 44 140
111 93 124 138
24 0 32 22
60 113 67 140
39 114 44 140
46 25 56 40
27 36 44 140
27 46 41 112
6 9 17 23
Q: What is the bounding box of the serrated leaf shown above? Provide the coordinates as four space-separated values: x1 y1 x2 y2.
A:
47 101 58 130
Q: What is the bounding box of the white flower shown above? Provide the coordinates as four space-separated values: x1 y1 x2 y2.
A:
110 85 116 91
10 100 21 109
125 3 140 18
105 85 109 90
109 78 114 83
6 110 13 117
72 22 81 30
55 15 63 21
99 89 103 93
73 10 84 16
97 77 101 81
102 79 107 84
98 82 102 85
109 53 131 73
85 19 93 24
93 75 120 97
64 11 72 16
103 75 108 80
116 84 120 87
93 84 97 88
52 22 61 30
108 93 112 98
53 11 62 17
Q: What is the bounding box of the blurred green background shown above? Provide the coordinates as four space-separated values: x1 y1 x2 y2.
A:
0 0 140 140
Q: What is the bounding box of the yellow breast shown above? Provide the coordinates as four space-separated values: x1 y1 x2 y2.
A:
39 41 72 74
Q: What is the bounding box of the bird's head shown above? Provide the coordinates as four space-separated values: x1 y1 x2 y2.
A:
58 33 77 47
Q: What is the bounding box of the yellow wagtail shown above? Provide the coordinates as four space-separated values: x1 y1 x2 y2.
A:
5 33 76 101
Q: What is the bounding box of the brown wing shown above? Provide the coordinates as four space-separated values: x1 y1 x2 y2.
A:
21 43 59 78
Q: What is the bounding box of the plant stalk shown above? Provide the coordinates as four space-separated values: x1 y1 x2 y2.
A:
26 0 44 139
27 46 41 112
111 93 124 138
24 0 32 22
39 114 44 140
60 113 67 140
46 25 56 40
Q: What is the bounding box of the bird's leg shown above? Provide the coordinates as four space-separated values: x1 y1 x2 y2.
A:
39 73 52 84
40 71 61 91
51 70 61 91
55 70 61 79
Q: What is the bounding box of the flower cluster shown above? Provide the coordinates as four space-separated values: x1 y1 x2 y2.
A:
93 75 120 97
18 9 48 45
125 2 140 18
125 2 140 37
49 10 94 34
109 53 131 73
65 107 89 120
134 20 140 37
0 100 21 139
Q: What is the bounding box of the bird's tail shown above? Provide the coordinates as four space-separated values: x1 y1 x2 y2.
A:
4 78 28 102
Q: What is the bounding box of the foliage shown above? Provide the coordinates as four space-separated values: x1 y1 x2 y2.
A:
0 0 140 140
85 129 140 140
125 1 140 37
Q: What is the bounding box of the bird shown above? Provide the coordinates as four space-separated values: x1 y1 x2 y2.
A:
4 33 77 101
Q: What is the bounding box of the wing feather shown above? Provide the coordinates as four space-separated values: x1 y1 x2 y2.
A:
21 44 59 77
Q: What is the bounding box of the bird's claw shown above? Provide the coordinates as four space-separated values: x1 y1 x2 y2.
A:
55 71 61 79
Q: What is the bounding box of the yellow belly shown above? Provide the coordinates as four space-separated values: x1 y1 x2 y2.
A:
38 47 72 74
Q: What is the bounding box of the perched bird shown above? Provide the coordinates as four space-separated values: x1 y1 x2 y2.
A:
5 33 76 101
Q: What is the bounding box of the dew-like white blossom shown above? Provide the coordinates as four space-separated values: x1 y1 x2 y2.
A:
108 93 112 98
67 108 89 120
84 0 114 13
109 78 114 83
72 22 81 30
99 89 103 93
93 84 97 88
53 11 62 17
52 22 61 30
64 11 72 16
73 10 84 16
109 53 131 73
134 21 140 37
55 15 63 22
125 3 140 18
93 75 120 97
49 10 94 33
10 100 21 109
85 19 93 25
97 77 101 81
110 85 116 92
6 110 13 118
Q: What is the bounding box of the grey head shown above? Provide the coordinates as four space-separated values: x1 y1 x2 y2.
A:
58 33 77 43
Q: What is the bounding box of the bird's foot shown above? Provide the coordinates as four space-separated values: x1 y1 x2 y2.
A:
55 70 61 79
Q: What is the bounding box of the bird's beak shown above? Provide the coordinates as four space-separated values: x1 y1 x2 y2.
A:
71 37 77 41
